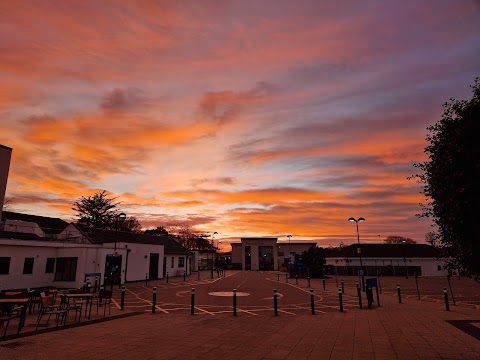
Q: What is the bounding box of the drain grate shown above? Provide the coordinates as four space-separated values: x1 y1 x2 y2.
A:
0 341 32 349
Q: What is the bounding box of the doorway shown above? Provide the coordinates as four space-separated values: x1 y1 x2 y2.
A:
105 254 122 286
149 253 159 280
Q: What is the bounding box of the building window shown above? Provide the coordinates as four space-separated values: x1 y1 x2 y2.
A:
55 257 78 281
0 257 11 274
179 257 185 268
171 257 174 268
437 265 442 271
23 258 34 274
45 258 55 273
278 251 284 256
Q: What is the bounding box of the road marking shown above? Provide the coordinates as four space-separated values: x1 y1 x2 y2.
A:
111 297 121 309
277 309 296 315
195 307 215 315
238 308 258 316
125 287 169 313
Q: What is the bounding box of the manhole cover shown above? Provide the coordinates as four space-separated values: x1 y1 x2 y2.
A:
1 341 32 349
208 291 250 297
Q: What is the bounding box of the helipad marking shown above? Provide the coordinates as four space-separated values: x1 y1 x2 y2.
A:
208 291 250 297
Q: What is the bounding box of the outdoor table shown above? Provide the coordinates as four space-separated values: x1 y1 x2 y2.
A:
0 298 29 331
62 293 94 319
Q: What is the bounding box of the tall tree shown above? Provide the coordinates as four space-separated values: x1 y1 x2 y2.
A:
144 226 170 236
116 216 142 233
300 246 325 278
383 236 417 244
410 78 480 278
72 190 120 229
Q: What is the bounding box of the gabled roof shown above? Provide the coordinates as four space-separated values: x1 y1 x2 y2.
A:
1 211 69 235
77 225 192 255
324 243 440 258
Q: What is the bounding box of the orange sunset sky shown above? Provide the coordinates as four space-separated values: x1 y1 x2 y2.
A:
1 1 479 250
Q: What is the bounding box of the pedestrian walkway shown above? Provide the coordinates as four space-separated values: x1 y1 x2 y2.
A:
1 273 479 359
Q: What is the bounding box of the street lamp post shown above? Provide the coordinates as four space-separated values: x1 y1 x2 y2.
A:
114 213 127 253
348 217 365 291
287 234 292 263
211 232 218 279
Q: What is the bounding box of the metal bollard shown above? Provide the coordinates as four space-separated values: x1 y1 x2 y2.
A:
83 282 87 292
338 288 343 312
94 278 98 293
397 285 402 304
166 272 169 283
191 288 195 315
356 281 362 309
198 271 200 281
277 272 280 281
233 289 237 316
184 271 186 282
323 278 326 290
152 287 157 313
308 277 311 288
341 280 344 294
121 286 125 310
286 273 288 283
296 275 298 285
367 287 373 309
110 275 114 290
145 273 148 286
310 289 315 315
87 282 91 293
376 286 381 306
443 288 450 311
274 289 278 316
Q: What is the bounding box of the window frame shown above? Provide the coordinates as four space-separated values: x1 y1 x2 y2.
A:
178 257 185 268
0 257 11 275
171 257 174 268
54 257 78 282
23 257 34 274
45 257 55 273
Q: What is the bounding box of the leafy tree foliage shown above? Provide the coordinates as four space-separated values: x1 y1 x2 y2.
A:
116 216 142 233
72 190 120 229
300 246 326 278
383 236 417 244
146 223 213 250
410 78 480 278
425 231 440 247
144 226 170 236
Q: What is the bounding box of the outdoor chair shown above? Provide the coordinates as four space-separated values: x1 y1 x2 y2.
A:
36 293 67 330
0 303 24 339
27 289 42 314
93 290 113 317
60 294 83 324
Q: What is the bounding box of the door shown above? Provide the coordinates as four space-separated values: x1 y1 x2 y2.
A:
149 253 159 280
105 255 122 285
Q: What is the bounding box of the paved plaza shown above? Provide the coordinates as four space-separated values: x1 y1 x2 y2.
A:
1 271 479 359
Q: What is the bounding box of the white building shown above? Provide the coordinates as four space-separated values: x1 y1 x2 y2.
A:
0 212 193 291
231 238 316 271
324 243 446 277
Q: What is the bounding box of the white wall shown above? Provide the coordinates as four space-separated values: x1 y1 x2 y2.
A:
165 254 191 277
117 242 164 281
240 239 278 271
0 239 101 290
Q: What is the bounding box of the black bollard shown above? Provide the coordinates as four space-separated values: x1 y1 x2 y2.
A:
376 285 381 306
121 286 125 310
338 288 343 312
277 272 280 281
323 278 326 290
191 288 195 315
166 272 169 283
443 288 450 311
83 282 87 293
274 289 278 316
184 271 186 282
356 281 362 309
152 287 157 313
145 273 148 287
308 277 311 288
296 275 298 285
367 287 373 309
233 289 237 316
94 277 98 293
198 270 200 281
310 289 315 315
341 280 345 294
286 273 288 283
397 285 402 304
110 275 114 290
87 282 91 293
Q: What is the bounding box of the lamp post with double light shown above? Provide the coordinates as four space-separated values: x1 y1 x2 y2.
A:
401 239 408 279
348 217 365 291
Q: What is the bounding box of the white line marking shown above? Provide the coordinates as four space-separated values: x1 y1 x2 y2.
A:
195 307 215 315
111 298 121 309
238 308 258 316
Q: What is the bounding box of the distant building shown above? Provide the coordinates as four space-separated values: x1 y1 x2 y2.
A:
324 243 445 277
0 211 192 291
231 238 316 271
